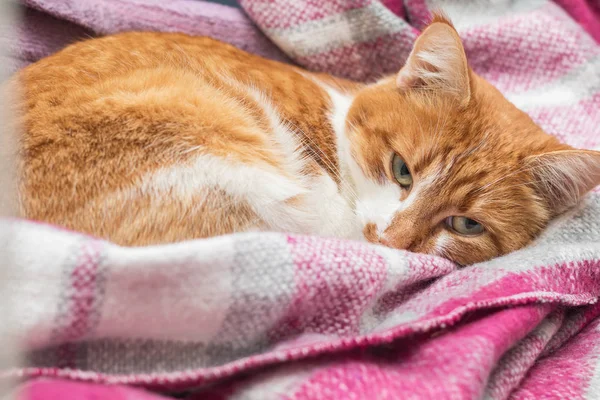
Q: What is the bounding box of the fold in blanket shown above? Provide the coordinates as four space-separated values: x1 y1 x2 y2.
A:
4 200 600 399
8 0 288 72
3 0 600 399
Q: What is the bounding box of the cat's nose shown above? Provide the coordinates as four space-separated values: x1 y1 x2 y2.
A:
380 234 415 251
379 237 392 247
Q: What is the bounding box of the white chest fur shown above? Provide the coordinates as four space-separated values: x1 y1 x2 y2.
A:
134 79 363 240
251 82 362 240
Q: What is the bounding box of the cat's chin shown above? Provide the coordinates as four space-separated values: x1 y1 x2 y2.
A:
340 222 369 243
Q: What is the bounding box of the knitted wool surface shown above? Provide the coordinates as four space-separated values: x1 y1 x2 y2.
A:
3 0 600 399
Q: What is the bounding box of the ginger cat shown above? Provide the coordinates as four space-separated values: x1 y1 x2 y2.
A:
13 15 600 265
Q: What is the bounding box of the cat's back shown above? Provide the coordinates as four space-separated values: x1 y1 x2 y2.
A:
18 32 318 123
16 32 359 245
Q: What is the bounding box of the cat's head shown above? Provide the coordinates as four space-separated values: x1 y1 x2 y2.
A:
346 13 600 265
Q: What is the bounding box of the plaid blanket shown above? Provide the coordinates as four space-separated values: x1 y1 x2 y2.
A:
3 0 600 399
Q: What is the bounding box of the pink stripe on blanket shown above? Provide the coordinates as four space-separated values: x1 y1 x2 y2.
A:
288 306 550 400
485 310 565 399
18 378 169 400
270 236 387 339
460 260 600 308
380 0 405 18
67 242 104 338
554 0 600 42
403 0 430 29
391 259 600 323
543 303 600 357
52 241 104 368
511 313 600 399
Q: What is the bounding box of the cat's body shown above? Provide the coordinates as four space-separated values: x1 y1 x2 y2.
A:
13 16 600 265
18 32 364 245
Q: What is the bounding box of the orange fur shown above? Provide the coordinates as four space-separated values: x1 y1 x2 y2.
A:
11 15 600 265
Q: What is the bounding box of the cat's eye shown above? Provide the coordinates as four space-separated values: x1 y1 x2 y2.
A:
391 153 412 188
446 216 484 236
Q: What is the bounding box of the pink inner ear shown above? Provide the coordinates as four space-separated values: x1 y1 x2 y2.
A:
526 150 600 214
394 22 471 105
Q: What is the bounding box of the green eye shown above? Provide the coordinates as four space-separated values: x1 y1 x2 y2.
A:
391 153 412 188
446 216 484 236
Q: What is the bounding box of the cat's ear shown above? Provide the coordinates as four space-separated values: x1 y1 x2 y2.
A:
396 14 471 106
525 149 600 214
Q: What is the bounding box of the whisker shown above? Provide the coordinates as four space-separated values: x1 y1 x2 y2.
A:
285 117 361 203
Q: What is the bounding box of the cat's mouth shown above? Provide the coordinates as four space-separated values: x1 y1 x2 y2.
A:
363 222 398 249
363 222 423 254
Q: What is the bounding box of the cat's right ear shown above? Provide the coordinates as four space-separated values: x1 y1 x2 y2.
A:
396 13 471 106
526 149 600 215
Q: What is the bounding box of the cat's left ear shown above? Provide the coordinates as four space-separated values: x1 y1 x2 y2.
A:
396 14 471 106
526 149 600 215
